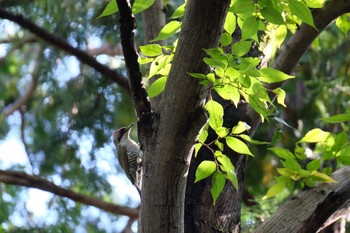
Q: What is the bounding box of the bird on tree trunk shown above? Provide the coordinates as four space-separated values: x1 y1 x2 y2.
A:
112 123 142 195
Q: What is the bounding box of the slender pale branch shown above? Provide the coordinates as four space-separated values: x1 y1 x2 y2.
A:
3 45 42 118
0 8 130 90
0 169 139 219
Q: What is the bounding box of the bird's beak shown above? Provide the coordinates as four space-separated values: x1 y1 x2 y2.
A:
126 123 135 131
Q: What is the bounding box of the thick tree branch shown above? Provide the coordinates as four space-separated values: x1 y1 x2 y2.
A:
273 0 350 75
140 0 230 232
0 169 139 219
115 0 151 119
254 167 350 233
0 8 130 90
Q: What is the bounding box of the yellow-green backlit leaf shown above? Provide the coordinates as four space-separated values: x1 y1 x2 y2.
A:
231 121 250 134
238 134 269 145
322 113 350 123
205 100 224 130
132 0 155 15
216 127 229 138
227 170 238 190
261 7 284 25
210 172 226 204
232 40 253 56
268 147 295 159
306 159 321 171
224 12 236 34
194 143 202 157
140 44 163 57
289 0 316 28
263 182 286 199
195 161 216 183
226 136 253 156
198 124 208 143
169 3 186 19
259 68 294 83
152 21 182 41
241 16 259 41
147 76 167 98
273 88 287 107
97 0 118 18
298 128 332 143
311 171 337 183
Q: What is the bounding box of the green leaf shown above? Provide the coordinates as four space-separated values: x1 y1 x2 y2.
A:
216 127 229 138
272 88 287 107
282 159 301 171
227 85 240 107
152 21 182 41
198 124 208 143
229 1 255 14
189 73 207 80
259 68 294 83
226 170 238 190
231 40 253 56
304 0 325 8
194 143 202 157
336 15 350 36
215 86 230 100
216 153 235 172
238 74 251 88
147 76 167 98
261 7 284 25
295 145 306 160
132 0 155 15
169 3 186 19
215 141 224 151
322 113 350 123
205 100 224 130
220 32 233 46
306 159 321 171
298 128 332 143
273 117 297 130
138 56 154 64
210 172 226 204
224 12 236 35
148 54 173 78
238 134 269 145
231 121 250 134
277 168 294 177
310 171 337 183
195 161 217 183
203 57 227 68
140 44 163 57
289 0 316 28
226 136 253 156
268 147 295 159
97 0 118 18
263 182 286 199
241 16 259 41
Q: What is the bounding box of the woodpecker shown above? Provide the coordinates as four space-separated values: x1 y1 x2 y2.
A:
112 123 142 195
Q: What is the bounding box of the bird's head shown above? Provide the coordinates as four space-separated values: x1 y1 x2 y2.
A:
112 123 134 144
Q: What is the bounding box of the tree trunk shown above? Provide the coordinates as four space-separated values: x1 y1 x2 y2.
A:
139 0 230 232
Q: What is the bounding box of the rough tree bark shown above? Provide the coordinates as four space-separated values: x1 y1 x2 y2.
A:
184 0 350 232
139 0 230 232
254 167 350 233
